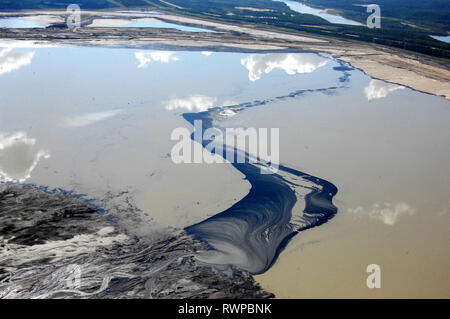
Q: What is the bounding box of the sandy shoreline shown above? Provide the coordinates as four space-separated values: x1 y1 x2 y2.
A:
0 9 449 99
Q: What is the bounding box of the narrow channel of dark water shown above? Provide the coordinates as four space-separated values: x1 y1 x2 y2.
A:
183 90 338 274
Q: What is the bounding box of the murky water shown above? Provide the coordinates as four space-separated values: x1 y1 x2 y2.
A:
115 10 162 15
430 35 450 44
116 20 214 32
0 17 47 28
0 15 213 32
88 18 214 32
274 0 363 26
0 43 448 297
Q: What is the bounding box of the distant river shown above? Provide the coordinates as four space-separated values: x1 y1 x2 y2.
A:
0 17 47 28
274 0 363 26
430 35 450 44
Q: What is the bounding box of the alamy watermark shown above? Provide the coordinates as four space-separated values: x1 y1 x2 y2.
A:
366 264 381 289
170 120 280 174
66 4 81 31
366 4 381 29
65 264 82 289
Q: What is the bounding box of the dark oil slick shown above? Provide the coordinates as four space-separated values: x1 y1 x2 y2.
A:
184 89 339 274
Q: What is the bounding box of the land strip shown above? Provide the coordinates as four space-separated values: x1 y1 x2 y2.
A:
1 10 449 99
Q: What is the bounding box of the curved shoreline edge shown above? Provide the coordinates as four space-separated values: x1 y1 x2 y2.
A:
183 90 339 275
1 9 449 99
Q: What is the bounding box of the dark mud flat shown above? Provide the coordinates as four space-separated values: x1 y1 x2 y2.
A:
0 185 103 246
0 184 272 299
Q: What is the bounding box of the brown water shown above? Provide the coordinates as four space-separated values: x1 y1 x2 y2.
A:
0 43 448 297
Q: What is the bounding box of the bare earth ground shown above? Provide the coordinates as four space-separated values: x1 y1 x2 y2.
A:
0 184 272 299
0 9 449 99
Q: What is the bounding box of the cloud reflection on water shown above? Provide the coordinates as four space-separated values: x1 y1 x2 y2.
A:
60 109 124 128
348 202 416 225
241 53 328 82
0 132 50 182
0 48 34 76
135 51 179 68
164 95 217 112
364 79 404 101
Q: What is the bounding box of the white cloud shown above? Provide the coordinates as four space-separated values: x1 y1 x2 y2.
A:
436 209 447 217
219 109 236 117
164 95 217 112
0 132 50 182
61 109 123 128
135 51 179 68
241 53 328 82
348 202 415 226
0 48 35 75
364 79 404 101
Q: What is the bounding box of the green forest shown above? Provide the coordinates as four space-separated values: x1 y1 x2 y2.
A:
304 0 450 34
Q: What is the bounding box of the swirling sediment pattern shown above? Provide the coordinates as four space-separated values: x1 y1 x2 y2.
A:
184 91 339 275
